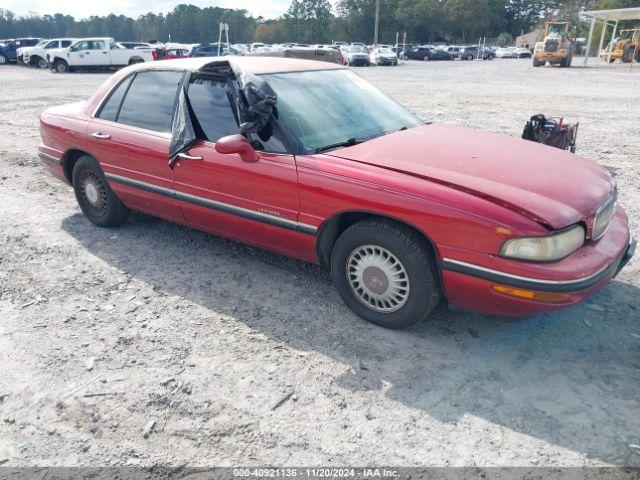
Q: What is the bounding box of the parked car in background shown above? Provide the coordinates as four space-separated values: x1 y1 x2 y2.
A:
429 49 453 60
369 47 398 65
403 46 432 60
368 47 397 65
190 44 222 57
344 45 370 66
0 38 42 64
514 47 532 58
38 57 633 328
47 38 155 73
17 39 47 64
444 46 461 58
119 42 154 49
20 38 75 68
495 47 517 58
460 46 495 60
163 47 190 59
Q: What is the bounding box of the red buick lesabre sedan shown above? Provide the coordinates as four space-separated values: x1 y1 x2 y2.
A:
38 57 635 328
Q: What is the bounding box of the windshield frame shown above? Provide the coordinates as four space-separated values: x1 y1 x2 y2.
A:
259 68 423 155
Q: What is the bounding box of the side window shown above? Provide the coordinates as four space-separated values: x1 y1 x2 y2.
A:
45 41 57 49
92 41 106 50
61 40 72 48
97 74 134 122
117 70 183 132
188 78 239 142
188 78 287 153
72 41 88 51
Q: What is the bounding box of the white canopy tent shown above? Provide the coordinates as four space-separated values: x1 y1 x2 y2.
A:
582 7 640 66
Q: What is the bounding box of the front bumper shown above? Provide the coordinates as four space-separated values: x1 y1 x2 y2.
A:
534 51 567 62
440 206 634 317
349 57 369 65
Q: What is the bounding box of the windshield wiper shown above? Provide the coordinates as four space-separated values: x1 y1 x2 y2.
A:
314 137 364 153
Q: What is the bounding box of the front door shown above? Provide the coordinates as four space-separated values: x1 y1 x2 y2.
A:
171 76 302 257
69 39 107 66
86 69 185 222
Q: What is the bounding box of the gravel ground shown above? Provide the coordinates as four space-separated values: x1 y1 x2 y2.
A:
0 58 639 468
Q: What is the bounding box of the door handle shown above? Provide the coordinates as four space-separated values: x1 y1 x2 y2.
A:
177 152 203 161
90 132 111 140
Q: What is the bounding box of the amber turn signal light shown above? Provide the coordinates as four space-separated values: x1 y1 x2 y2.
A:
491 284 570 302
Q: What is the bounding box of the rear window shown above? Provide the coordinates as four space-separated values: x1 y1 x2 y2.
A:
117 70 183 132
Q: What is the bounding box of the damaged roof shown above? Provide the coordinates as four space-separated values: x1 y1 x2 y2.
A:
137 55 346 75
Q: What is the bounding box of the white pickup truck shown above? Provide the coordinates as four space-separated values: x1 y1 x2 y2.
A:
47 37 155 72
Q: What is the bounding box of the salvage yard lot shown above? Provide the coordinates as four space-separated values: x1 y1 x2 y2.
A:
0 59 639 467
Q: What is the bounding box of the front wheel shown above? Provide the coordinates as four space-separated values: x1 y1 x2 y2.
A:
53 59 69 73
72 155 130 228
466 54 474 60
37 58 48 69
331 220 441 329
0 54 8 65
533 57 543 67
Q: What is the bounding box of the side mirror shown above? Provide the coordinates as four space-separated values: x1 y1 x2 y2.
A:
215 134 259 162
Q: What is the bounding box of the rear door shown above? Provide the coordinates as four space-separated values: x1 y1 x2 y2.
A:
87 69 185 222
171 76 302 257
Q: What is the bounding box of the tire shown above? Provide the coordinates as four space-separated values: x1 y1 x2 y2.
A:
533 58 543 67
423 55 430 61
331 220 441 329
560 55 570 68
36 57 48 69
53 59 69 73
487 54 494 60
0 54 8 65
128 57 144 65
72 155 130 228
466 54 474 60
622 45 634 63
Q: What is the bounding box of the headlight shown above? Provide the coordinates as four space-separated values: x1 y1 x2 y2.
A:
500 225 585 262
592 192 616 239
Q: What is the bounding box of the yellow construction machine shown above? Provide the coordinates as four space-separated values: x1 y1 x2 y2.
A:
600 28 640 63
533 22 574 67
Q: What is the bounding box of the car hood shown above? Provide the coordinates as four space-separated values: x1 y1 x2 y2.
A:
327 124 614 229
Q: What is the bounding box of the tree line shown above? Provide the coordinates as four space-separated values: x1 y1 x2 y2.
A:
1 0 638 47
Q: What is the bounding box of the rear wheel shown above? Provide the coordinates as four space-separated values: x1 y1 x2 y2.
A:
331 220 441 329
128 57 144 65
0 54 8 65
423 55 430 61
622 45 634 63
72 155 130 228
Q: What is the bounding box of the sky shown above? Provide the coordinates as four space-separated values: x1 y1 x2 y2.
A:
2 0 293 20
